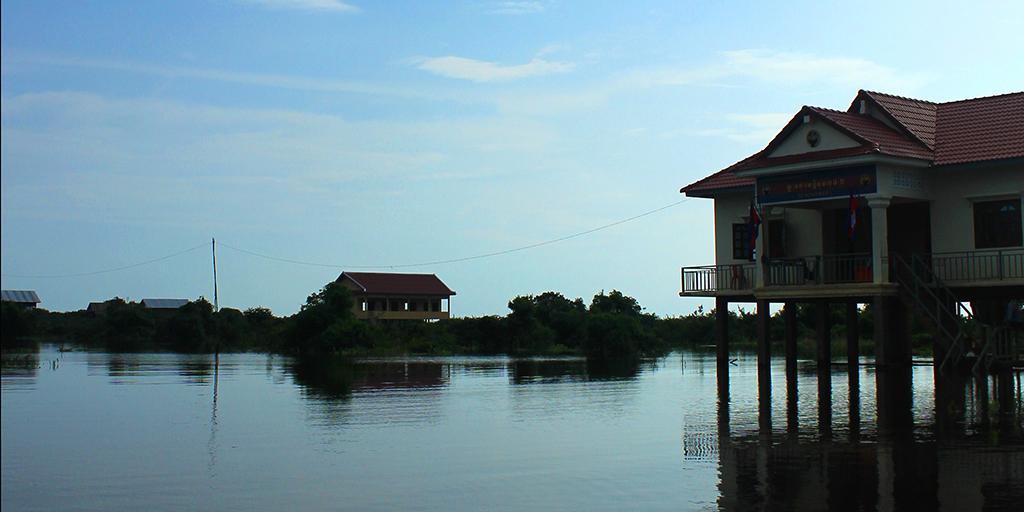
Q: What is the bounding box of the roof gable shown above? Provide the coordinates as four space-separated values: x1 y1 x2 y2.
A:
854 90 938 149
682 89 1024 197
338 272 456 296
766 110 862 158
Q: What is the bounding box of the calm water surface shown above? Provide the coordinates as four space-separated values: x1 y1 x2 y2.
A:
2 346 1022 511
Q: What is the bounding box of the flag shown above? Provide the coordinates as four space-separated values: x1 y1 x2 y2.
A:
848 195 859 240
748 200 762 259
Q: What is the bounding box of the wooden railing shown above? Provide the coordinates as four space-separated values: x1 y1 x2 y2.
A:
681 264 756 294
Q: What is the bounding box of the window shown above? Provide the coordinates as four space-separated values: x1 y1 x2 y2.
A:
732 224 754 260
974 198 1023 249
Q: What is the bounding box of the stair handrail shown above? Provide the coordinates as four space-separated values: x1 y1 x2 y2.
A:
891 254 976 373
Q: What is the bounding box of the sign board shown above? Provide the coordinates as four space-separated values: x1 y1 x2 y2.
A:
757 166 876 204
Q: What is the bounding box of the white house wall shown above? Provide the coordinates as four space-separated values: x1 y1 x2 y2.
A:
714 192 752 265
929 164 1024 254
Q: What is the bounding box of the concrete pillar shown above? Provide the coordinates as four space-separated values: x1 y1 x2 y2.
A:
786 364 799 439
783 302 799 436
846 301 861 441
874 295 911 368
816 301 832 369
756 299 771 382
754 218 766 288
849 368 861 443
815 300 832 439
846 301 860 367
784 302 798 374
715 296 730 371
756 299 772 435
868 197 891 284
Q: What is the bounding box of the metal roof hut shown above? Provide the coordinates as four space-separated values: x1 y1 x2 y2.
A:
336 272 456 320
141 298 189 310
1 290 41 309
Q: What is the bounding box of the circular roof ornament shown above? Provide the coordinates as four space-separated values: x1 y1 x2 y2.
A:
806 130 821 147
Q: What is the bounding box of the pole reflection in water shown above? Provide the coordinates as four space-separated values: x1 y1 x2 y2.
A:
715 358 1024 511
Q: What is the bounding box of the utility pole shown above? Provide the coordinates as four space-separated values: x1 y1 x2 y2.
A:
212 237 219 312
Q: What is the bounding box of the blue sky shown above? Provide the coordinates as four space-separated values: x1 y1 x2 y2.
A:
2 0 1023 316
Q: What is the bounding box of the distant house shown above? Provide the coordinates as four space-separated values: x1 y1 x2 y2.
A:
141 298 189 310
336 272 455 320
87 302 109 316
1 290 41 309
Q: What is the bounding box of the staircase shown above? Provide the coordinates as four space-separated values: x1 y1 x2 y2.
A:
891 254 976 374
891 254 1022 375
975 325 1023 374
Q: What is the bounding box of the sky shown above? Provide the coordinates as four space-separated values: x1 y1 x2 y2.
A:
2 0 1023 317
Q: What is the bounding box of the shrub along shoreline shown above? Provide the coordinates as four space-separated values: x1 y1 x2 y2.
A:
2 281 939 362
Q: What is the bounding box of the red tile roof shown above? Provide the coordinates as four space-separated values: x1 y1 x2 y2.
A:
934 92 1024 165
338 272 455 296
857 90 938 149
809 107 933 160
682 90 1024 196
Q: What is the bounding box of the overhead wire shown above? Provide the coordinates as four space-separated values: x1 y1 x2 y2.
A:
0 242 209 279
1 197 692 278
219 197 692 269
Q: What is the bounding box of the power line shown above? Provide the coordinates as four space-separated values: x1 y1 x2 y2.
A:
219 197 691 269
1 197 692 278
1 242 209 279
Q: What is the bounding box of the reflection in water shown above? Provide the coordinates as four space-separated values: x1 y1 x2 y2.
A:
4 346 1023 511
715 359 1024 511
288 355 357 399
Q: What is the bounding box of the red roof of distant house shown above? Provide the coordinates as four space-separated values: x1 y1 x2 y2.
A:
338 272 456 296
682 90 1024 196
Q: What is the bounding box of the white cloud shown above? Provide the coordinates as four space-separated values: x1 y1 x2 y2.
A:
487 1 546 15
685 113 793 143
238 0 359 12
417 56 574 82
720 49 928 91
3 53 435 100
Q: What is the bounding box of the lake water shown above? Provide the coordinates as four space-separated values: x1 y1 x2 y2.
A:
2 345 1022 511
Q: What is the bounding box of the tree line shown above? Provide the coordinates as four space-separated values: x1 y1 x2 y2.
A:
2 280 940 362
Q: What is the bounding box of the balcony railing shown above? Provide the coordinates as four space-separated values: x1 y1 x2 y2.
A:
927 249 1024 283
681 264 756 294
681 249 1023 295
764 253 872 286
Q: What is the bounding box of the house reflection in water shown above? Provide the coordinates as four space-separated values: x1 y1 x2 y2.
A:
351 361 450 390
702 365 1023 511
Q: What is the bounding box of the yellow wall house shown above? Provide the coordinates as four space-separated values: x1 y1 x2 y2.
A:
337 272 455 321
679 90 1023 373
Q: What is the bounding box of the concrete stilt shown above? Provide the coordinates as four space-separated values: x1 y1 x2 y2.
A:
846 301 859 367
784 302 798 375
783 301 799 439
756 299 772 435
715 296 730 371
816 300 832 439
816 300 832 369
874 295 911 368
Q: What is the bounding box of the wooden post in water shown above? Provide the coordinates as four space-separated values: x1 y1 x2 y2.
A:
212 237 219 312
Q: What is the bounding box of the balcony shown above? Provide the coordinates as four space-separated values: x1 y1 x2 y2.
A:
680 264 757 296
680 248 1024 297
